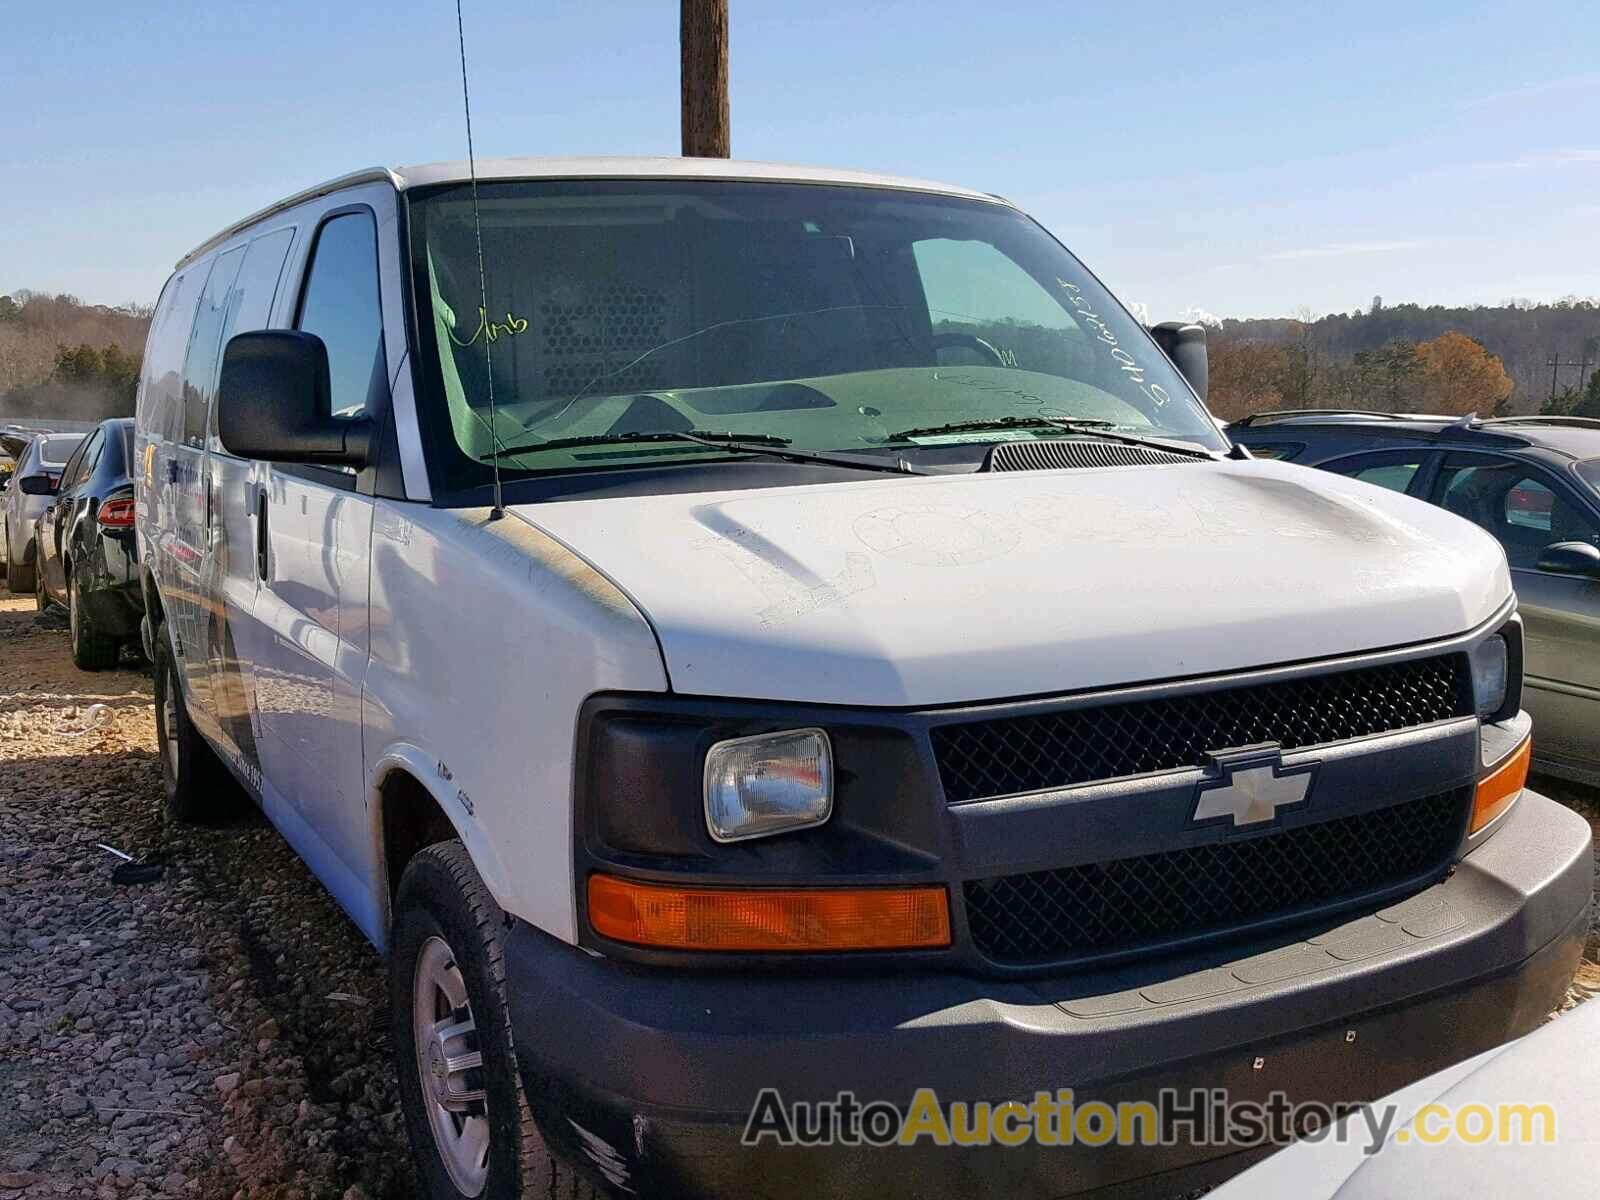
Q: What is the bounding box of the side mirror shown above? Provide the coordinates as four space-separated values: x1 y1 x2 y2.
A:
1149 321 1209 402
18 474 57 496
1536 541 1600 579
217 331 373 467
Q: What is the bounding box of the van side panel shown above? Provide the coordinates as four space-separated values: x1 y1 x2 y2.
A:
362 502 669 943
134 270 202 627
137 183 406 949
200 224 299 789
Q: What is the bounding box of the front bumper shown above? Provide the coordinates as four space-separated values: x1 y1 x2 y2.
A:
505 792 1591 1199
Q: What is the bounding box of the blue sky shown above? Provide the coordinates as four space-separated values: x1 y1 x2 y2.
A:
4 0 1597 319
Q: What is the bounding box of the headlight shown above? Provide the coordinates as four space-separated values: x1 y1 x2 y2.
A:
1469 634 1509 719
704 728 833 843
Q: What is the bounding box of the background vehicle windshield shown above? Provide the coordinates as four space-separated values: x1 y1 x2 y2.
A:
408 180 1222 487
1578 459 1600 492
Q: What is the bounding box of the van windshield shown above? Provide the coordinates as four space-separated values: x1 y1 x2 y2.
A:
407 179 1222 488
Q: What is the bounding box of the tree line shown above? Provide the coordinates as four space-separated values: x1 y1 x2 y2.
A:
0 291 151 424
5 287 1599 429
1207 296 1600 421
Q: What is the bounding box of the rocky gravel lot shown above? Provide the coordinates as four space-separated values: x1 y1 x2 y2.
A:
0 592 414 1199
1 585 1596 1199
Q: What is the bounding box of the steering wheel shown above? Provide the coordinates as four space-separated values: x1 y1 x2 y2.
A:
930 332 1008 367
934 334 1004 366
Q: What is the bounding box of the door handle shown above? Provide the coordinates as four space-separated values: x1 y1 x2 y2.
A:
256 493 269 582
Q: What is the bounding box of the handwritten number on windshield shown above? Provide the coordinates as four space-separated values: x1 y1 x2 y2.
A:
449 307 529 348
1056 280 1172 410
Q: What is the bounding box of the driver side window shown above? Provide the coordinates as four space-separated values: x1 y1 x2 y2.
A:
57 440 90 493
1433 454 1600 570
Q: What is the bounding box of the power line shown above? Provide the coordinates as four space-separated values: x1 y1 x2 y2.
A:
1546 350 1595 401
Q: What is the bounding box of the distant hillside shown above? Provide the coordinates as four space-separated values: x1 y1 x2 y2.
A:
0 291 151 424
1210 298 1600 419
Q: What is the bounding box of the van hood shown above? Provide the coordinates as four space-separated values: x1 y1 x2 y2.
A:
510 460 1512 707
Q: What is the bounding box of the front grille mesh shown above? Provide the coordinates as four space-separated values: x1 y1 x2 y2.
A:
933 654 1466 803
964 790 1467 965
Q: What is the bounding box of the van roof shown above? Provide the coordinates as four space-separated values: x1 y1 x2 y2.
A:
176 157 1009 269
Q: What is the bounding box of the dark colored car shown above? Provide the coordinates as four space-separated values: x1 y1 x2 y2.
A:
1230 411 1600 785
34 418 144 669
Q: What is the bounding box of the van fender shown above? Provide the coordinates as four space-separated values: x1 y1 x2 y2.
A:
138 563 163 651
368 741 527 939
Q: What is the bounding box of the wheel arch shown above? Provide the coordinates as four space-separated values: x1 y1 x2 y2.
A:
139 563 167 633
137 566 167 659
370 746 524 950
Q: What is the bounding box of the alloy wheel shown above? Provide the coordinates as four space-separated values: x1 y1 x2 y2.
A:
412 935 490 1196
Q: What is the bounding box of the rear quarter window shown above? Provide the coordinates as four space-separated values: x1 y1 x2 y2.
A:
139 272 203 444
181 246 247 446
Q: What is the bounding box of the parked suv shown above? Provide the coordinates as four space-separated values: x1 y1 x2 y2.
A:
1 431 85 593
135 160 1591 1200
1231 410 1600 786
34 417 143 668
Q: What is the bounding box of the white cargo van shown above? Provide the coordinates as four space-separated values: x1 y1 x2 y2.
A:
134 158 1591 1200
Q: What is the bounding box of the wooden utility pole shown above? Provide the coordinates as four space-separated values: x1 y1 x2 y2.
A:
680 0 729 157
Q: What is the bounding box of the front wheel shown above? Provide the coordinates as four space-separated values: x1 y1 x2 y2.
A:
391 841 591 1200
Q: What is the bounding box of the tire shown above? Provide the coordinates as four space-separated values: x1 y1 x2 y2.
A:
69 572 119 670
124 638 151 671
391 841 593 1200
151 621 232 821
8 554 35 594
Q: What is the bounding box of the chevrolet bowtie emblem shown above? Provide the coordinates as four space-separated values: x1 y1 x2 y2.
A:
1192 745 1316 829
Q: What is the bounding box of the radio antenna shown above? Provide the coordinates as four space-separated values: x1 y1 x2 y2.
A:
454 0 504 519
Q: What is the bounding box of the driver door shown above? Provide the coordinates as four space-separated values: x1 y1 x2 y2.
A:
1431 452 1600 776
39 435 90 602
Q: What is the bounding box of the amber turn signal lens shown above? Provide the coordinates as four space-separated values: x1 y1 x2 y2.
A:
1471 736 1531 834
587 875 951 952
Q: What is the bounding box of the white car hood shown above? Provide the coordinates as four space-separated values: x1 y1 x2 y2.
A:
511 460 1512 707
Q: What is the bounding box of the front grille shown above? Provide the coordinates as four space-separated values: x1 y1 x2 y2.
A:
964 789 1468 965
933 654 1466 804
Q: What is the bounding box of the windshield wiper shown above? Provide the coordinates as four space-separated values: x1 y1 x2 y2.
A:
489 429 788 457
488 429 923 475
886 416 1218 461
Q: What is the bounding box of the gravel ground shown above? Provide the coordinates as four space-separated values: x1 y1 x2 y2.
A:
0 591 414 1199
1 585 1596 1198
